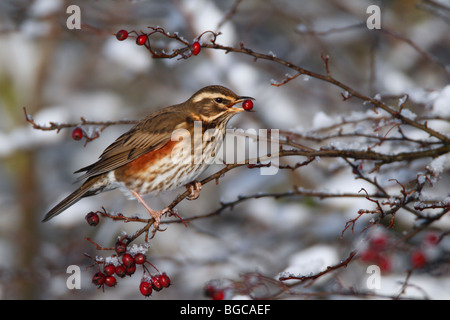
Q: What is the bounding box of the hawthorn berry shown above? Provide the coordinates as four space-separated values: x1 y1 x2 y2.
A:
204 284 225 300
191 41 201 55
115 265 127 278
140 280 153 297
370 233 388 249
411 250 427 268
122 253 134 267
424 232 439 246
85 211 99 226
242 99 254 111
92 272 106 286
136 34 148 46
72 126 83 141
377 256 392 272
158 273 171 288
360 249 378 263
134 253 146 265
126 263 136 276
115 29 128 41
103 264 116 276
104 275 117 287
212 290 225 300
115 240 127 255
151 275 163 292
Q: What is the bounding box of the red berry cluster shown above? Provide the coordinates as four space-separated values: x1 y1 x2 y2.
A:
89 239 171 297
359 232 392 272
92 271 116 288
139 273 171 297
114 29 148 46
204 283 226 300
409 231 441 269
114 29 202 57
359 230 443 271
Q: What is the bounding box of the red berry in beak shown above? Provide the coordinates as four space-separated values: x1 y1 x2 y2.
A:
242 99 254 111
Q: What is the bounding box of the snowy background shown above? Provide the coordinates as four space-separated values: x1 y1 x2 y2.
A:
0 0 449 299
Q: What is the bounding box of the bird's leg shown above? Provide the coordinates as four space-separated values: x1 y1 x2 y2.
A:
186 180 202 200
130 190 168 231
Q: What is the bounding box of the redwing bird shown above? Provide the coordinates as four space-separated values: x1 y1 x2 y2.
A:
42 85 254 231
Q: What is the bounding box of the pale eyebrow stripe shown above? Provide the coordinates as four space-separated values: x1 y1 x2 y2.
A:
191 92 229 103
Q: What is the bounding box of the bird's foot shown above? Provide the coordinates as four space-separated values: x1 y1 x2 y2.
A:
130 190 168 236
186 180 202 200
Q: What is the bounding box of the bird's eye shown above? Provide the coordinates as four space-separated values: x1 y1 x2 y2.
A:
214 98 223 103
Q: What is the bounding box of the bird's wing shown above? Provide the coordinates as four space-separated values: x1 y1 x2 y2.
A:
74 106 188 181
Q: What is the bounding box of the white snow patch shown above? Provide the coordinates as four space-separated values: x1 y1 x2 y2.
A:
312 111 336 129
29 0 63 17
432 85 450 117
400 108 417 120
279 245 339 283
427 154 448 176
103 38 153 74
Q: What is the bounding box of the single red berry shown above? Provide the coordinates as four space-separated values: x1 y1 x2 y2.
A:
104 275 117 287
72 126 83 141
424 232 439 246
212 290 225 300
136 34 148 46
122 253 134 267
103 264 116 276
158 273 171 288
411 250 427 268
360 249 377 263
204 284 222 299
92 272 106 286
242 99 254 111
85 211 99 226
371 234 388 250
134 253 146 265
140 280 153 297
151 275 163 292
115 29 128 41
126 263 136 276
204 284 214 297
114 240 127 255
377 256 392 272
192 41 201 55
115 265 127 278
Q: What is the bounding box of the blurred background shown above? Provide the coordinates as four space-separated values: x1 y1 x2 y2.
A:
0 0 449 299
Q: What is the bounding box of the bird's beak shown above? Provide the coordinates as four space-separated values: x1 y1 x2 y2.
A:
228 96 255 111
237 96 255 102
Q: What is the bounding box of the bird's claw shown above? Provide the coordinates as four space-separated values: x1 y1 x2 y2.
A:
186 181 202 200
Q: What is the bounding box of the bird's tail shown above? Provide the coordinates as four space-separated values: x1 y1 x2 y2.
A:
42 176 103 222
